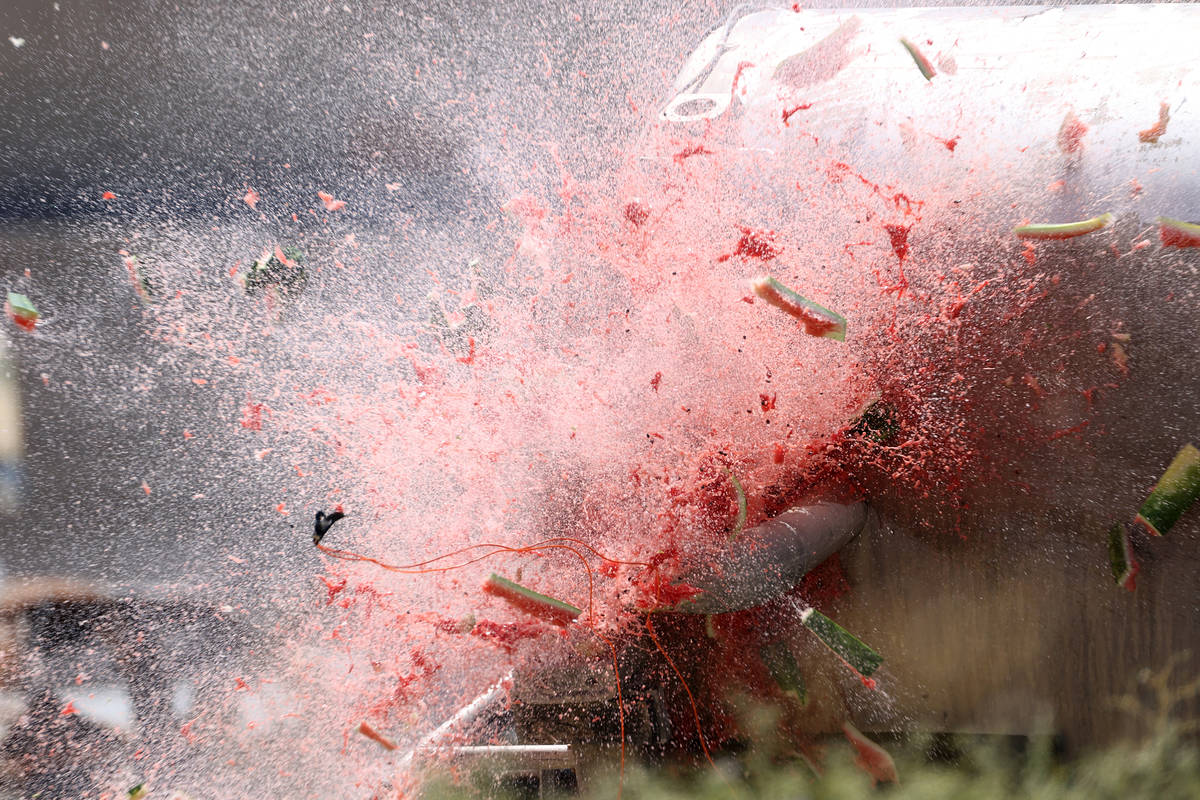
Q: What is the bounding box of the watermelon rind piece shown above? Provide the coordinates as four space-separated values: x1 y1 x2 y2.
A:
1107 523 1139 591
1158 216 1200 248
1135 443 1200 536
5 292 37 320
751 276 847 341
899 37 935 81
800 608 883 678
483 573 582 626
760 639 807 705
1014 213 1113 240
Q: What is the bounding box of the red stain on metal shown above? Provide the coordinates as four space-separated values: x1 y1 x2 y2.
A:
240 402 265 430
1048 420 1090 441
782 102 812 125
884 223 911 262
731 60 756 96
720 227 780 262
624 200 650 226
320 576 348 604
672 144 714 165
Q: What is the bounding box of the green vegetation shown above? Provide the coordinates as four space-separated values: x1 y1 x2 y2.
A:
587 729 1200 800
418 724 1200 800
419 655 1200 800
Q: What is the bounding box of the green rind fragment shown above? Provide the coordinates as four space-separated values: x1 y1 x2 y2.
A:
1013 213 1113 240
899 37 935 81
240 247 307 297
1135 443 1200 537
485 573 582 618
5 292 37 319
128 256 154 303
754 276 847 341
1157 216 1200 245
1157 216 1200 235
723 467 748 540
802 609 883 677
760 640 807 705
128 784 147 800
1107 523 1138 591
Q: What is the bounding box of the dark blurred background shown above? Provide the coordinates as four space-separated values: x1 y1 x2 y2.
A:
0 0 728 224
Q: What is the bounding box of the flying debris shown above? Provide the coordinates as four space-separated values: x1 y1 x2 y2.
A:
313 509 345 545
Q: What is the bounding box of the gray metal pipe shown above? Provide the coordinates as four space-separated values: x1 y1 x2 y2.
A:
676 501 868 613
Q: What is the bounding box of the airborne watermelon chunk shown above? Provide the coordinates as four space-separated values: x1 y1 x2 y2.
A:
1158 217 1200 248
483 573 582 627
5 292 38 331
751 276 847 341
1107 523 1139 591
842 722 898 784
1135 443 1200 537
899 37 935 81
1013 213 1113 241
